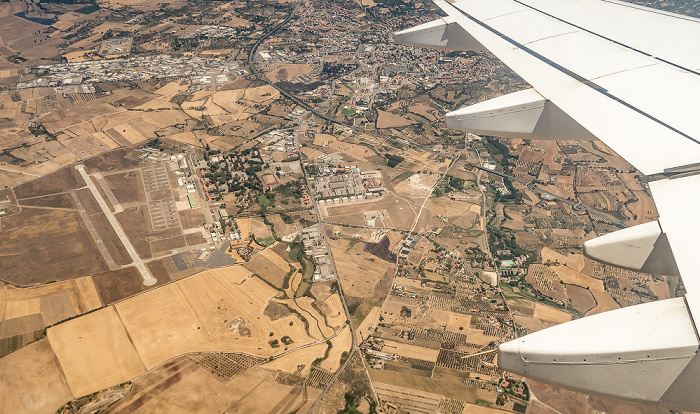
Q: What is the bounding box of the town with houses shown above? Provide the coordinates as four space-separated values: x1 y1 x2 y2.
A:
0 0 685 413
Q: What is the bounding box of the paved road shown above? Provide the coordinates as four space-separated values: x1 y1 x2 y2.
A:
76 165 157 286
69 189 119 270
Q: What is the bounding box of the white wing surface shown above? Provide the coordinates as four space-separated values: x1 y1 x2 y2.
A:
395 0 700 409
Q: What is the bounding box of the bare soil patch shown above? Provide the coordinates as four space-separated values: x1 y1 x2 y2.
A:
13 167 85 199
91 265 169 305
364 235 397 263
566 285 596 314
90 212 131 265
0 208 108 284
527 379 669 414
376 110 414 129
104 170 145 205
82 148 142 174
17 193 75 209
0 339 72 413
151 235 187 253
185 232 206 246
179 208 205 229
243 254 288 289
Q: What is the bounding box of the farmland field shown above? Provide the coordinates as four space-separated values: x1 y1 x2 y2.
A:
47 306 146 397
45 264 323 398
0 208 108 284
0 339 72 413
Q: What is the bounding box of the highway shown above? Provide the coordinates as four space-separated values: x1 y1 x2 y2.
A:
76 165 157 286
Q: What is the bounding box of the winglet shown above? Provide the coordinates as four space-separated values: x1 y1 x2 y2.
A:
446 89 597 141
393 17 485 51
583 220 680 277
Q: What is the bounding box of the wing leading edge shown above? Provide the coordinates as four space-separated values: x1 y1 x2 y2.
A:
395 0 700 409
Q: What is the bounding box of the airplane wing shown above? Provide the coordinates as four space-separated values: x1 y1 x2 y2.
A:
394 0 700 410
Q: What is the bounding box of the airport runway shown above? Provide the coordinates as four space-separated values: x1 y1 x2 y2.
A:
69 189 119 270
76 165 157 286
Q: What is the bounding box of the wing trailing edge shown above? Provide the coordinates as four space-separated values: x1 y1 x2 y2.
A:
395 0 700 408
445 89 596 141
583 220 680 277
393 17 485 51
498 297 700 409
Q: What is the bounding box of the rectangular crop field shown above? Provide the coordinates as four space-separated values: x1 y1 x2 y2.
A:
47 307 145 398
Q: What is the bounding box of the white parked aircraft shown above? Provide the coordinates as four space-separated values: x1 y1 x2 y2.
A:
395 0 700 410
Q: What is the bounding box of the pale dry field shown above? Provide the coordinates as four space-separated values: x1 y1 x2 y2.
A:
313 133 336 146
110 360 268 413
407 104 438 121
533 303 572 324
513 314 561 332
376 110 414 128
323 193 416 230
649 280 671 300
320 324 352 372
119 266 316 362
115 283 208 369
321 293 346 329
266 64 315 82
326 140 377 161
445 312 472 334
242 85 280 104
0 276 102 324
226 378 309 413
286 270 302 297
301 146 324 159
210 90 251 118
167 131 201 146
0 339 72 413
423 197 480 229
182 98 229 119
135 96 181 111
275 297 328 340
394 173 440 198
541 248 619 315
542 247 585 272
355 306 381 343
155 81 189 96
296 296 335 338
45 265 321 398
326 236 395 298
263 341 329 375
383 339 440 362
140 110 190 129
236 217 253 237
260 246 291 273
392 276 424 290
47 306 146 397
250 217 273 239
461 403 514 414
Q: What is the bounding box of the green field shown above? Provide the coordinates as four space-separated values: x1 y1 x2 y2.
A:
75 4 100 14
